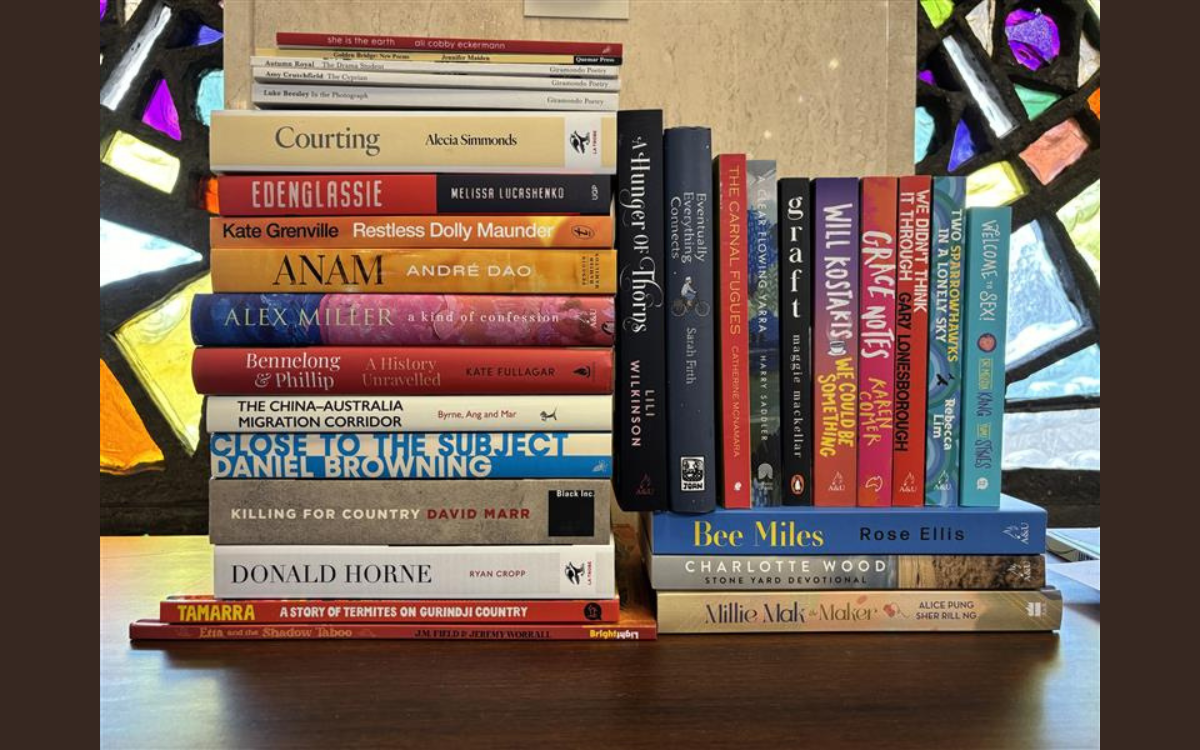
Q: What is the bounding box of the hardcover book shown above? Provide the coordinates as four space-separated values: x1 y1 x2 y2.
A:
210 215 614 249
209 247 616 295
812 178 860 506
961 206 1012 507
210 432 612 479
205 394 613 433
663 127 716 513
275 32 623 58
856 177 898 506
191 346 614 395
925 176 967 507
716 154 751 509
252 66 621 92
213 539 616 599
645 494 1047 556
893 176 933 505
191 294 616 347
747 160 782 507
778 178 813 506
655 588 1063 633
210 110 616 174
252 55 621 80
254 47 620 68
216 173 613 216
251 83 619 112
159 595 621 624
208 478 613 546
615 110 669 511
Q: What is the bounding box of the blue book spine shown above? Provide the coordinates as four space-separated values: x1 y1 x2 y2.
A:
925 177 967 506
192 294 325 345
647 495 1046 555
960 207 1011 507
210 432 613 479
664 127 717 513
747 160 782 507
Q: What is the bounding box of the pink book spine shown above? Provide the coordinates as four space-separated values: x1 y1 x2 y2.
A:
856 178 899 506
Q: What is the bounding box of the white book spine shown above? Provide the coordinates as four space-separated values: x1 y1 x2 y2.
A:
252 65 620 92
252 82 618 112
214 540 616 599
205 395 614 432
250 54 620 79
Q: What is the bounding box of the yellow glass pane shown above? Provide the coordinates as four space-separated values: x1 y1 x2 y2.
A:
1057 181 1100 283
112 274 210 454
966 161 1026 207
101 130 180 194
100 359 164 475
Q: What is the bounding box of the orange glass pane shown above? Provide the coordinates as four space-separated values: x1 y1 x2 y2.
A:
202 176 220 214
1088 88 1100 119
100 359 164 475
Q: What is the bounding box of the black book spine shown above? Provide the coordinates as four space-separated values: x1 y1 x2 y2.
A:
664 127 716 513
615 110 669 511
436 174 612 215
779 178 814 505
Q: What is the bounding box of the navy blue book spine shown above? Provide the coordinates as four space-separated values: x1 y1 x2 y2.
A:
664 127 716 513
615 110 669 511
778 178 814 505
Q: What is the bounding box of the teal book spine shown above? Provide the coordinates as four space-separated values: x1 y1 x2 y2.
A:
960 207 1011 507
924 177 966 506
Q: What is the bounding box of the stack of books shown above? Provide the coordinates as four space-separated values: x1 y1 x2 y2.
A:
129 34 653 642
613 126 1063 633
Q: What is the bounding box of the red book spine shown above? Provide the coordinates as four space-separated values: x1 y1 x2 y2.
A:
717 155 751 508
276 32 622 58
130 619 656 641
857 178 898 507
217 175 437 216
159 597 620 624
191 347 614 395
893 177 933 506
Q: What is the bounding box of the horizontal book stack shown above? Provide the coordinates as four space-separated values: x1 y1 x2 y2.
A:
614 131 1062 633
129 34 653 642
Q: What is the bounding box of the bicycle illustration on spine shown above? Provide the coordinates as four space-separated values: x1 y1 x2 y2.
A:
671 276 711 317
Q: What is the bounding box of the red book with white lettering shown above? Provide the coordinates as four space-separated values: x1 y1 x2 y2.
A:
716 155 752 508
893 176 933 506
276 32 621 58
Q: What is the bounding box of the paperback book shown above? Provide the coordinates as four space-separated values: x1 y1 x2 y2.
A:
893 176 932 505
746 160 781 507
716 154 750 509
778 177 813 505
275 32 623 58
252 55 621 79
251 83 619 112
254 47 622 68
252 66 622 92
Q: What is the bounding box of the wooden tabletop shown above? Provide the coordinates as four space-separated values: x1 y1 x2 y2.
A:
101 536 1099 749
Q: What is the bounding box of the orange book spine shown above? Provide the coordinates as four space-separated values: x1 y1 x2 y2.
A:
211 215 613 249
210 247 616 294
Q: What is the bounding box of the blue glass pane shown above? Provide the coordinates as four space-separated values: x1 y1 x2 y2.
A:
100 218 202 287
1005 221 1082 364
191 24 223 46
1006 344 1099 400
196 70 224 127
1003 409 1100 470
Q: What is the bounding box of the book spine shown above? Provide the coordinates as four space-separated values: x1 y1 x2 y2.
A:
960 207 1012 507
251 55 620 80
210 215 613 249
253 66 623 92
210 432 613 479
893 177 933 505
778 178 813 506
213 540 616 599
664 127 717 513
254 48 622 69
210 110 616 174
191 346 614 395
208 478 613 545
209 247 616 294
645 499 1047 555
191 294 615 347
646 553 1045 590
856 177 899 506
275 32 623 58
812 178 860 506
251 82 619 112
655 588 1062 633
160 597 621 624
925 177 968 507
130 620 655 641
216 173 612 217
716 154 751 509
205 395 613 433
746 160 782 507
615 110 669 511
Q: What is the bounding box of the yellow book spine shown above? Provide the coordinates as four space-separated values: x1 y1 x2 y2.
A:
210 247 616 294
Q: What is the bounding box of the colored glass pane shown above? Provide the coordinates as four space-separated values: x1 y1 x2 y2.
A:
965 161 1025 207
1005 221 1082 364
196 70 224 127
125 0 141 22
1007 344 1099 401
1013 84 1060 121
100 218 202 287
191 24 224 46
943 35 1016 137
1020 118 1089 185
100 359 164 475
1078 34 1100 87
914 106 936 163
141 78 182 141
1056 180 1100 284
965 0 994 56
948 118 981 170
101 130 180 193
1003 409 1099 470
100 0 107 20
112 274 211 454
101 1 171 110
202 176 221 214
1005 9 1061 71
920 0 954 28
1088 88 1100 119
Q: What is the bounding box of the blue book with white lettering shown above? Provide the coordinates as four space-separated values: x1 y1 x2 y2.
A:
645 494 1045 555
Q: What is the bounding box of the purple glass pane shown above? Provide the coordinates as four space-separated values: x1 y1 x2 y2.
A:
192 24 224 46
1005 9 1061 71
918 69 936 86
948 119 980 170
100 0 107 19
141 78 182 141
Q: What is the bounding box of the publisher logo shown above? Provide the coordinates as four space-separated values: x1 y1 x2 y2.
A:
571 225 595 239
569 130 591 154
789 474 806 495
583 603 602 621
1026 601 1046 617
564 562 585 585
540 408 559 422
1003 523 1031 545
681 457 706 492
978 333 997 352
